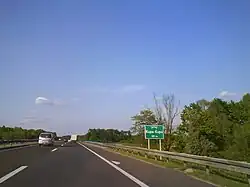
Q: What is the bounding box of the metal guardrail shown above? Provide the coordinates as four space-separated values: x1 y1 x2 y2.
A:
0 139 38 150
0 139 38 145
85 142 250 184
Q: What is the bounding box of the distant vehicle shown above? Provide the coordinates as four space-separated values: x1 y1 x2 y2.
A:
69 134 78 142
38 132 54 146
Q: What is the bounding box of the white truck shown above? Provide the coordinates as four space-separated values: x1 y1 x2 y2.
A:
69 134 78 142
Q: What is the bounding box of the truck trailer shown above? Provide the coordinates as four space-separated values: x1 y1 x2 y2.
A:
69 134 78 142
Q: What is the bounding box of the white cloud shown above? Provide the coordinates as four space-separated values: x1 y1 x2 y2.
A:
219 91 236 97
35 97 63 106
35 97 52 105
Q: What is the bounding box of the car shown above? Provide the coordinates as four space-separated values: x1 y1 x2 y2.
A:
38 132 54 146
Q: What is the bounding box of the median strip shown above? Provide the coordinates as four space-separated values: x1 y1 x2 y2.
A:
0 166 28 184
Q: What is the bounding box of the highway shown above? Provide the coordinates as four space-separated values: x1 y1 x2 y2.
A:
0 141 214 187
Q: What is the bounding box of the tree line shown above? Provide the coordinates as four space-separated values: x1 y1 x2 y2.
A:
83 93 250 162
174 94 250 161
79 128 132 143
0 126 57 140
130 93 250 162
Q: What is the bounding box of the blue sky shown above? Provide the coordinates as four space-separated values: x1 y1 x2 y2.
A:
0 0 249 135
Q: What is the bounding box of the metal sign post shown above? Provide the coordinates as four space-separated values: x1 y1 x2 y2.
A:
159 139 162 160
148 139 150 149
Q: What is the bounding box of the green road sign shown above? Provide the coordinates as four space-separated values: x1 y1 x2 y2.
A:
144 125 164 139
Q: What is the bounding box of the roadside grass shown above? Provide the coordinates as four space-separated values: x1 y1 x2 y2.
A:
107 147 249 187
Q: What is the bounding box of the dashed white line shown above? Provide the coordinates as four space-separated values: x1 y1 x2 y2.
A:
77 142 149 187
111 161 120 165
0 166 28 184
51 148 58 152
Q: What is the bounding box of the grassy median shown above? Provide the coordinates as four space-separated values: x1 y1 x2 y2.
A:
105 147 249 187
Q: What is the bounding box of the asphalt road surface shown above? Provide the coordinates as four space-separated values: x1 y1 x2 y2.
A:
0 141 214 187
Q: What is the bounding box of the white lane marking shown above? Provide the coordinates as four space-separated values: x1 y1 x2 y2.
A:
0 145 36 153
0 166 28 184
77 143 149 187
51 148 58 152
111 161 120 165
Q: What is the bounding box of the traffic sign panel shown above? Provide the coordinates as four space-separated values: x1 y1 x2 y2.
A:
144 125 164 139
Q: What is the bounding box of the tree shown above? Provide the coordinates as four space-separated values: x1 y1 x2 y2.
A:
83 92 250 161
0 126 46 140
176 99 223 156
173 94 250 160
153 94 180 151
130 109 157 135
172 124 188 152
84 128 132 143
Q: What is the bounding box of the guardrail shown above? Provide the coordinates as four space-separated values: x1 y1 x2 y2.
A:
0 139 38 149
0 139 38 144
84 142 250 184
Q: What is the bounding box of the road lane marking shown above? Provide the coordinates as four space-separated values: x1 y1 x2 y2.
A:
77 143 149 187
111 161 120 165
0 166 28 184
51 148 58 152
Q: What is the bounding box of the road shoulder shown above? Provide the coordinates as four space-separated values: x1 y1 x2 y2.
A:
82 143 214 187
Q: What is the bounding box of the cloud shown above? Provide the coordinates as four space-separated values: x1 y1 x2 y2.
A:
35 97 53 105
219 91 236 97
35 97 63 106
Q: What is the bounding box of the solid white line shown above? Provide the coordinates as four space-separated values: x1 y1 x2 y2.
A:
0 166 28 184
51 148 58 152
77 142 149 187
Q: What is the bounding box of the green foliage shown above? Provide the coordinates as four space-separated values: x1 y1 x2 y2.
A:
84 128 132 143
0 126 45 140
130 109 157 135
173 93 250 161
83 93 250 162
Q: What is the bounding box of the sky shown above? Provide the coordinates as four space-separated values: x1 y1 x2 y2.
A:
0 0 249 135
